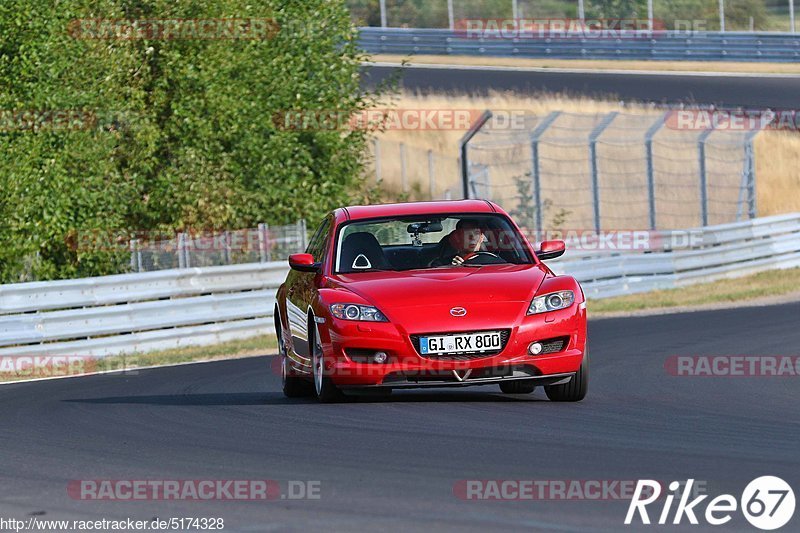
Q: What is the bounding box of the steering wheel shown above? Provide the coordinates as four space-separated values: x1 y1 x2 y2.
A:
462 251 502 263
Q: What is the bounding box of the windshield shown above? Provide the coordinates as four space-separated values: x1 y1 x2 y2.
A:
334 214 533 273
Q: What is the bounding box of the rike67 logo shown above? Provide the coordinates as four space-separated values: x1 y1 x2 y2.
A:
626 477 795 530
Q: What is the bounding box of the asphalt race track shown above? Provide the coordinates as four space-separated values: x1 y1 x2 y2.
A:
1 302 798 532
362 64 800 108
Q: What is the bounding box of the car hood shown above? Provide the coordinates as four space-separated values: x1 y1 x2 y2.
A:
330 264 547 333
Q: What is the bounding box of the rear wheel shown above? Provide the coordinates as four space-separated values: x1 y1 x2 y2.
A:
545 350 588 402
311 321 347 403
499 380 536 394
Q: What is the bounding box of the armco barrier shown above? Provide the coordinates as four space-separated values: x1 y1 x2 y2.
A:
550 213 800 298
358 27 800 62
0 262 286 358
1 214 798 358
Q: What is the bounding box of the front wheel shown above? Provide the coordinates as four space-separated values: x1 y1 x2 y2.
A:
311 322 346 403
545 350 588 402
277 311 313 398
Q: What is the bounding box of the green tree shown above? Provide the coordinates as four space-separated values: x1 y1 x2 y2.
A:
0 0 378 282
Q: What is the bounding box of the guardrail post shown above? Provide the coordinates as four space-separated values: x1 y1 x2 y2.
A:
644 112 669 230
698 127 715 226
588 112 618 232
258 223 270 263
460 110 493 199
530 111 562 233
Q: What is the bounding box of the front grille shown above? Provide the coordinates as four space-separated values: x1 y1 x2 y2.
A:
410 329 511 360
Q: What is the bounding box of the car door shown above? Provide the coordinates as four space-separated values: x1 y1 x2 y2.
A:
286 215 331 358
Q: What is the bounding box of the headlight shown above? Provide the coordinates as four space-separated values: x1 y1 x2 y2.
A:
527 290 574 315
330 303 388 322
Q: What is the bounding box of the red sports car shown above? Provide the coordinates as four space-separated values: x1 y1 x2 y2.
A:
275 200 587 402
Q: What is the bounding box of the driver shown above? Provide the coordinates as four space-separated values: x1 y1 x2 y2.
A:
429 218 485 267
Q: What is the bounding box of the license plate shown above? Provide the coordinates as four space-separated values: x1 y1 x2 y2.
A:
419 332 502 355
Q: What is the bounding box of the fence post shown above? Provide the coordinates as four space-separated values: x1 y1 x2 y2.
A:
588 112 618 233
427 149 435 199
530 111 561 233
744 130 758 219
129 239 143 272
698 127 715 226
400 142 408 193
223 231 231 264
258 223 270 263
373 138 382 183
644 112 669 230
460 110 493 199
177 232 186 269
299 219 308 251
184 233 192 268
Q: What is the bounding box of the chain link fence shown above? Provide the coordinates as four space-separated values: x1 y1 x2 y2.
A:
128 220 308 272
463 111 758 231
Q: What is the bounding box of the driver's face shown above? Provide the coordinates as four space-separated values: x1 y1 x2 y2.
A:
458 226 484 252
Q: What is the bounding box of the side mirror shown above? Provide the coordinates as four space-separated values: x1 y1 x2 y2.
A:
289 253 320 273
535 240 566 261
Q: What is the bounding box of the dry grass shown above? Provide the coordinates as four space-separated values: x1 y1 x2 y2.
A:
753 131 800 216
371 54 800 75
590 267 800 314
367 90 800 224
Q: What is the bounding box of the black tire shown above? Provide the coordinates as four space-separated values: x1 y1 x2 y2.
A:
282 356 314 398
311 321 347 403
499 380 536 394
545 350 588 402
277 306 314 398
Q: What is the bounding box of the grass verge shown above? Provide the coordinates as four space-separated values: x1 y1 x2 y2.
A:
371 54 800 75
0 334 277 383
589 267 800 315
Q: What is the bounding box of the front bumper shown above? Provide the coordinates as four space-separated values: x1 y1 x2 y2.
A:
315 302 587 389
342 370 575 390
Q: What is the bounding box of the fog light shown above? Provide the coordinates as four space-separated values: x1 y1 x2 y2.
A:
528 342 543 355
373 351 388 364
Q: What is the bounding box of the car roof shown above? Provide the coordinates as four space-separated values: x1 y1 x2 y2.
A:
336 200 501 223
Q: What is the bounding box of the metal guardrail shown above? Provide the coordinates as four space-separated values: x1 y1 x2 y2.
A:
551 213 800 298
0 263 286 357
359 27 800 62
1 214 798 358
